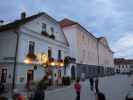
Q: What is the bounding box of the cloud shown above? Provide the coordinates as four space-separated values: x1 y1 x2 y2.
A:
112 33 133 58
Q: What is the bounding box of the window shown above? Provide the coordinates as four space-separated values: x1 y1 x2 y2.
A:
42 23 46 32
29 41 35 54
27 70 34 81
88 51 90 58
51 27 54 34
58 50 62 60
58 70 61 77
82 34 84 40
48 47 52 58
82 49 85 60
1 68 7 83
88 38 90 44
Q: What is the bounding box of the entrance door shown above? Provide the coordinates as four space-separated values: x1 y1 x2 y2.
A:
1 68 7 83
27 70 34 82
71 66 76 80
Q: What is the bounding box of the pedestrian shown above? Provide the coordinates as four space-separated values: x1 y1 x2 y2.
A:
57 76 62 86
32 82 45 100
0 96 8 100
0 83 5 94
48 75 52 86
12 89 25 100
96 91 106 100
89 78 94 91
74 78 81 100
95 78 99 93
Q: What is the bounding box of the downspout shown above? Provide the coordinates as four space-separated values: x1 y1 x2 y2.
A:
97 39 100 76
12 29 19 90
97 39 99 66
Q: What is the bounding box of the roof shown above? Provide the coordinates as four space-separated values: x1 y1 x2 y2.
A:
97 37 113 53
59 18 78 28
59 18 97 40
59 18 113 53
114 58 133 65
0 12 70 46
0 12 44 32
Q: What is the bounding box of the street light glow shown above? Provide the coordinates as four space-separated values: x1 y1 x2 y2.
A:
50 62 56 66
59 63 64 67
24 58 32 64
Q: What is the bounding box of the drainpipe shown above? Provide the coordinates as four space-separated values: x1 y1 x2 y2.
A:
12 29 19 90
97 39 100 76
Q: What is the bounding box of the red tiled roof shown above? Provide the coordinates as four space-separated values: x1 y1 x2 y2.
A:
59 18 78 28
114 58 133 65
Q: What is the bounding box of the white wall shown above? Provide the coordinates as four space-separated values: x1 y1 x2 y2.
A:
16 64 45 84
62 25 78 59
76 26 98 65
0 30 17 60
62 25 98 65
17 32 69 63
98 42 114 67
21 15 68 45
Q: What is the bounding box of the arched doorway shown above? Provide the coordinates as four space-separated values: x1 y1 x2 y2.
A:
71 66 76 80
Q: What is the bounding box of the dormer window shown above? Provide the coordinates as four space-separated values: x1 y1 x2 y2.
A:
29 41 35 54
58 50 62 60
42 23 46 32
51 27 54 34
42 23 49 36
49 27 55 39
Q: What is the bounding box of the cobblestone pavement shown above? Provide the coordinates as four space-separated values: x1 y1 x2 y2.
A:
45 74 133 100
1 74 133 100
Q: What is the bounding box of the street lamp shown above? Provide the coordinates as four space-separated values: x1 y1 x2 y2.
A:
24 53 37 64
58 59 64 67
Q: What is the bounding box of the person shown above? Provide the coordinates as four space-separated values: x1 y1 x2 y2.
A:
0 83 5 94
12 89 25 100
0 96 8 100
89 78 94 91
57 76 62 86
74 78 81 100
32 81 46 100
96 91 106 100
48 75 52 86
95 78 99 93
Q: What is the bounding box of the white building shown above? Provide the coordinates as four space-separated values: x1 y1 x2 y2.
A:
0 12 69 90
59 19 114 78
114 58 133 74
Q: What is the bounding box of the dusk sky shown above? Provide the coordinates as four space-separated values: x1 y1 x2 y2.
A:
0 0 133 59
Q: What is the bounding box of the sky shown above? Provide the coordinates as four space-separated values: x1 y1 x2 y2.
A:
0 0 133 59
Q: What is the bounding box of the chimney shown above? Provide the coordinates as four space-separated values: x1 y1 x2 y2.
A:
0 20 4 26
21 12 26 19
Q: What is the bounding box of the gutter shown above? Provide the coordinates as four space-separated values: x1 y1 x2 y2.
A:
12 29 19 89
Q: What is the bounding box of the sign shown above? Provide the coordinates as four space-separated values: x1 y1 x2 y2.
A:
3 57 15 60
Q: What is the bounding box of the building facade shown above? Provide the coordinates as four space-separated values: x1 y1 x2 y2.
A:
114 58 133 74
0 12 69 90
59 19 114 78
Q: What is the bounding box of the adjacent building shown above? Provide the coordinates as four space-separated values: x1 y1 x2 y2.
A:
0 12 69 90
59 19 114 78
114 58 133 74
